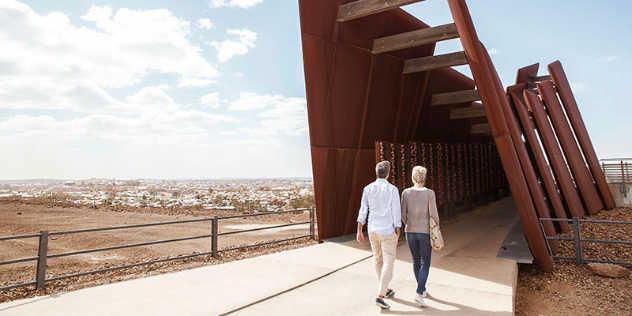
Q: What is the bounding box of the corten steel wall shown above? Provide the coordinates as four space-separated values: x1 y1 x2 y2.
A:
298 0 480 240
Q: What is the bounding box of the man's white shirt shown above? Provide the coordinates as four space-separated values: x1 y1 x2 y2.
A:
357 178 402 235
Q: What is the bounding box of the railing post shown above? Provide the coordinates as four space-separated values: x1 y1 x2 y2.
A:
572 217 582 265
36 230 49 290
309 207 315 240
211 216 218 258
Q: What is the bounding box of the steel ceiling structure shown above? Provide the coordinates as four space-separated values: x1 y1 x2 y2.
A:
298 0 615 270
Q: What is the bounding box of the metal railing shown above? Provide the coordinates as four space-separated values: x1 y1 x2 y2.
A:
539 217 632 266
601 158 632 184
0 207 316 291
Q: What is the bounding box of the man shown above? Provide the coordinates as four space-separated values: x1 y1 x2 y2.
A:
357 161 402 309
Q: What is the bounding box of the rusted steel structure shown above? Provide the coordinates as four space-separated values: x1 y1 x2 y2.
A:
298 0 614 270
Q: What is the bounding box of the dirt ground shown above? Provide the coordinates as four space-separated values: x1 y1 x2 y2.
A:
0 199 316 303
1 199 630 315
515 207 632 316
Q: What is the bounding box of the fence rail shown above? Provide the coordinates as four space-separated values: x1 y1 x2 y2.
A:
0 207 316 291
539 217 632 266
601 158 632 184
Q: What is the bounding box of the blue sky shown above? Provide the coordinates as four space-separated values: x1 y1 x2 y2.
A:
0 0 630 180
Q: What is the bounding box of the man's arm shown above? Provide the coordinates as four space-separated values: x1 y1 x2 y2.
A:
391 186 402 237
356 187 369 244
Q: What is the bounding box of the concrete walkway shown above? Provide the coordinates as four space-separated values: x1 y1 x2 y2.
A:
0 197 520 315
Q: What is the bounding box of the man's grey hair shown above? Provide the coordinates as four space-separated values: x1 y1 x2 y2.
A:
375 161 391 179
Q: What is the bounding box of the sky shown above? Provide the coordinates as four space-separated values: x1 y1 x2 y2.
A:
0 0 630 180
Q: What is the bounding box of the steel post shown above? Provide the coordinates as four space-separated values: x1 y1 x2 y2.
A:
36 230 49 290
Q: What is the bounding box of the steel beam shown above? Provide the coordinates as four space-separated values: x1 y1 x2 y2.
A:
337 0 425 22
448 0 553 270
509 88 570 232
431 89 480 106
523 91 586 218
403 51 468 74
548 61 616 209
538 81 604 214
372 23 459 54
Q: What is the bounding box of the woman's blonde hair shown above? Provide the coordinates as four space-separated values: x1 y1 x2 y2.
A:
412 166 427 184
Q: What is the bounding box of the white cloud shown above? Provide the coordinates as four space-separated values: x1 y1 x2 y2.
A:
598 55 620 62
209 0 264 9
0 2 219 113
228 91 283 111
208 28 257 62
488 48 500 55
126 86 180 113
234 73 244 78
199 92 227 108
197 18 213 29
177 77 217 88
258 97 308 136
225 93 308 136
570 83 587 94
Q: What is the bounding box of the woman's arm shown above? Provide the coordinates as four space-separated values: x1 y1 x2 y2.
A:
430 189 440 227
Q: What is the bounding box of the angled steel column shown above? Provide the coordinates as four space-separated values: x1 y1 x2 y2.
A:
447 0 553 270
523 91 586 218
508 87 569 232
538 81 603 214
548 61 616 209
497 82 558 253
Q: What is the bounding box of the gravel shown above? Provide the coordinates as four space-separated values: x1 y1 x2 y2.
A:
516 207 632 316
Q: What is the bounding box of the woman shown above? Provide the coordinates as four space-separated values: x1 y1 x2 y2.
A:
400 165 439 308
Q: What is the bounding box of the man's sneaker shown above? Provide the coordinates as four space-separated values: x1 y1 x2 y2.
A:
414 293 428 308
422 290 427 298
384 288 394 298
375 298 390 309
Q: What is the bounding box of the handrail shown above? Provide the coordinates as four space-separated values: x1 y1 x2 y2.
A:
0 207 316 292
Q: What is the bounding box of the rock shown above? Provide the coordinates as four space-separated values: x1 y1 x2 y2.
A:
587 263 630 278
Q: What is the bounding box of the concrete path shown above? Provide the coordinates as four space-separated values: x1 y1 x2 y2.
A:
0 197 520 315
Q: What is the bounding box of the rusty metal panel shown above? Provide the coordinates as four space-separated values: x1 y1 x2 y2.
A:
300 0 481 240
301 36 334 148
508 87 569 232
538 81 603 214
523 91 586 218
548 61 616 209
447 0 553 270
309 147 340 238
328 44 373 148
360 53 407 148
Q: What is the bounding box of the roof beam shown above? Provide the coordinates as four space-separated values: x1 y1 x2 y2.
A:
450 105 486 119
403 51 468 74
534 75 551 82
337 0 425 22
469 123 491 134
372 23 458 54
430 89 480 106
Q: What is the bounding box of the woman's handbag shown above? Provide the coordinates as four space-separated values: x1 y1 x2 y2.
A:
428 191 444 251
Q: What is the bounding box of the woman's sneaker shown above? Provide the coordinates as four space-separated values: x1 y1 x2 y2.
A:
384 288 394 298
375 297 390 309
422 290 427 298
414 293 428 307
